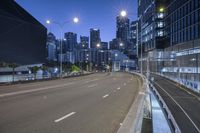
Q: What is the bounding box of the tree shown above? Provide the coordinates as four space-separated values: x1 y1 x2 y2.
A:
8 63 18 82
71 64 80 72
29 66 40 80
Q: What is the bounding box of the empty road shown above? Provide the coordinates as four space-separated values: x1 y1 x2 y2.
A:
152 74 200 133
0 72 142 133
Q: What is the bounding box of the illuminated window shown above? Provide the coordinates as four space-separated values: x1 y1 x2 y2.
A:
158 22 164 27
157 13 164 18
157 31 164 37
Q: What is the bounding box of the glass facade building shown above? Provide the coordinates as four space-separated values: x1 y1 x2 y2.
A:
0 0 47 65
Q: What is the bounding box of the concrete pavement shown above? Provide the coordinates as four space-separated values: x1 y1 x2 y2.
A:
0 72 142 133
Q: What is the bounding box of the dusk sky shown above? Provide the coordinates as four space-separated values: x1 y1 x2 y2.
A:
16 0 137 42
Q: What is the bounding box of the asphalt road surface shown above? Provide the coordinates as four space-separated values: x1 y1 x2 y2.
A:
0 72 141 133
152 74 200 133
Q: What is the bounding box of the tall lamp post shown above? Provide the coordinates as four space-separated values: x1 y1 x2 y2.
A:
46 17 79 78
96 43 101 68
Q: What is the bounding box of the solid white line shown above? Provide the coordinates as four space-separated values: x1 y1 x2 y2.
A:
117 87 121 90
154 81 200 132
103 94 109 98
88 84 97 88
0 82 75 98
54 112 76 123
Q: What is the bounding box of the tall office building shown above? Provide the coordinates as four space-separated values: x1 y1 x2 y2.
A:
165 0 200 46
64 32 77 52
47 32 57 61
90 28 101 49
0 0 47 65
80 36 89 49
138 0 168 52
116 15 130 49
101 42 109 50
130 21 138 49
162 0 200 91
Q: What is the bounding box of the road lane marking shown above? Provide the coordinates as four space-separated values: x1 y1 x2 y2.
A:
102 94 109 99
88 84 98 88
154 81 200 132
117 87 121 90
85 79 98 83
165 79 200 101
54 112 76 123
0 82 75 98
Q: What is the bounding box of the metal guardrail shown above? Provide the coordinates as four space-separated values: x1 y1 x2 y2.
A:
149 83 181 133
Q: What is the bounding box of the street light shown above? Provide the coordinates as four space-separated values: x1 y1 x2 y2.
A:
96 43 101 48
96 43 101 66
46 17 79 78
120 10 127 17
73 17 79 23
46 20 50 24
159 7 164 13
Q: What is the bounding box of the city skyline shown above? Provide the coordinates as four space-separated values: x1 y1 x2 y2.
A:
16 0 137 42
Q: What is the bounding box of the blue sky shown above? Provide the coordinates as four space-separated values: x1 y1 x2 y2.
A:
16 0 137 42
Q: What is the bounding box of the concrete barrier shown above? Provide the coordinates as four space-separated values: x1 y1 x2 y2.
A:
117 72 148 133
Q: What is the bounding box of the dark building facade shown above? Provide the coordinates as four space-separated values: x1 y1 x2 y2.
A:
101 42 108 50
138 0 168 52
90 28 101 49
0 0 47 65
165 0 200 46
64 32 77 52
116 15 130 49
130 21 138 50
161 0 200 91
80 36 89 49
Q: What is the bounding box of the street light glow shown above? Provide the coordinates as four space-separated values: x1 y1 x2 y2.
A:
73 17 79 23
159 7 164 12
97 43 101 48
120 10 127 17
120 43 123 47
46 20 51 24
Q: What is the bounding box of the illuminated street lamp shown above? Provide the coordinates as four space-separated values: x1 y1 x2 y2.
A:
159 7 164 12
120 10 127 17
96 43 101 48
73 17 79 23
46 17 79 78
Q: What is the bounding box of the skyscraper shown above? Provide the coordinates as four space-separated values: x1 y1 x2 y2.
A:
130 21 138 49
138 0 168 52
47 32 57 61
80 36 89 49
101 42 109 50
90 28 101 49
116 15 130 49
64 32 77 52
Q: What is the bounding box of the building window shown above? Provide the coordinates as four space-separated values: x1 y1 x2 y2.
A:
157 13 164 18
158 22 164 28
157 30 164 37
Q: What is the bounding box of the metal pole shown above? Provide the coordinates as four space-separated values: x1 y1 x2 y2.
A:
140 17 143 75
136 22 139 59
60 27 63 78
